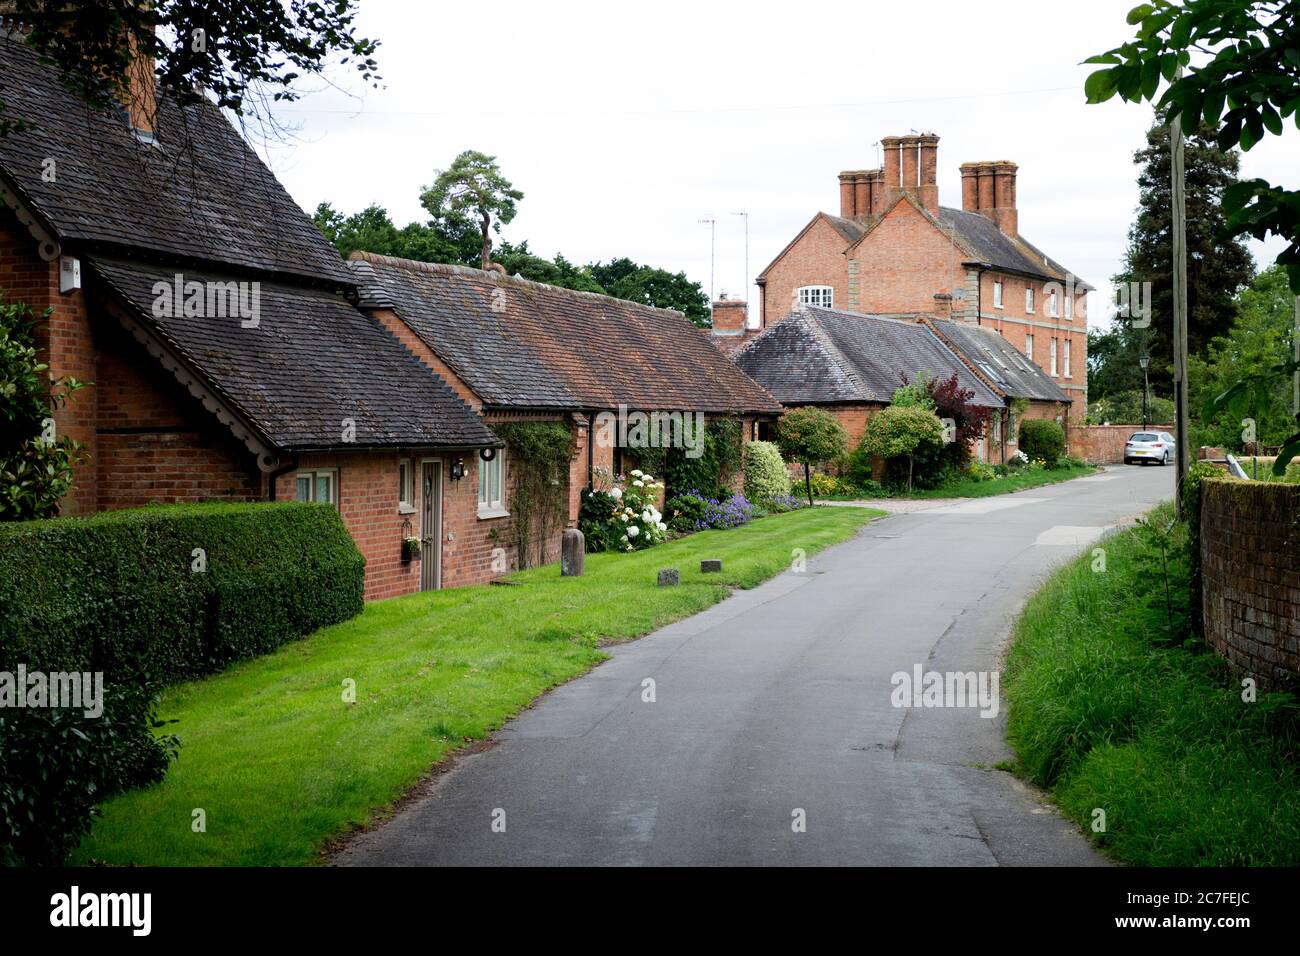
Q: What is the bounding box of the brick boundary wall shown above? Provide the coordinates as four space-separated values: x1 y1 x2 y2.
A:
1070 423 1174 464
1201 479 1300 690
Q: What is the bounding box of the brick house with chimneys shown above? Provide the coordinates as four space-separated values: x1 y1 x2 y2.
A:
751 133 1090 422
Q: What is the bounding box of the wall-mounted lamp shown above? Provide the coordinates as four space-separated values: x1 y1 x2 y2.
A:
450 458 466 481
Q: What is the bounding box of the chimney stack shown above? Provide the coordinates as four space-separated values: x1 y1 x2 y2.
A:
837 169 883 221
711 297 748 334
710 297 751 355
879 133 940 212
959 160 1018 236
117 28 157 136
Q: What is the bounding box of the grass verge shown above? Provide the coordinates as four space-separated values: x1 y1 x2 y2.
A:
1004 502 1300 865
73 505 880 867
818 462 1097 502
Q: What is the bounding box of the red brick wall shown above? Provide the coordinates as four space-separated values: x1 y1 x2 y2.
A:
977 272 1088 419
760 216 851 327
92 318 263 508
849 201 967 315
1071 423 1174 464
1 216 98 513
1201 479 1300 690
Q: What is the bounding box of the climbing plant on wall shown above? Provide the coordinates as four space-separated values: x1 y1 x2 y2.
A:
493 421 573 569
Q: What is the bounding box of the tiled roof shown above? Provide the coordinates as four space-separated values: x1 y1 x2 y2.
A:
928 319 1071 403
733 306 1003 408
823 213 867 244
349 253 785 416
90 256 498 452
936 206 1090 289
0 32 351 286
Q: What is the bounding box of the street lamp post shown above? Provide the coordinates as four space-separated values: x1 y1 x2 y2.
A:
1139 352 1150 429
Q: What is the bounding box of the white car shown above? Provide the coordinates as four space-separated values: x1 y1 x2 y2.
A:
1124 431 1175 466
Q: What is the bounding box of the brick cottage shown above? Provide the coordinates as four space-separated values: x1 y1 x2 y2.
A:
752 133 1091 422
347 252 784 583
0 27 782 600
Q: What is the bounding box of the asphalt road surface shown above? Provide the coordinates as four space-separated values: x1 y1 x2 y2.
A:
336 465 1172 866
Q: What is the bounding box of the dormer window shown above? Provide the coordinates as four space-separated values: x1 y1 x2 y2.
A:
797 285 834 309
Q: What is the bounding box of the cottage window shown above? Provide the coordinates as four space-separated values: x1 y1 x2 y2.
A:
1024 333 1033 362
796 285 834 309
1065 295 1074 320
1025 288 1035 313
398 459 415 513
478 451 506 517
1063 339 1072 378
1050 338 1059 377
993 280 1004 309
1048 289 1059 317
295 469 338 508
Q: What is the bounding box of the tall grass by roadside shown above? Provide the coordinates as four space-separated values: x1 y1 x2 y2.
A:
1005 502 1300 866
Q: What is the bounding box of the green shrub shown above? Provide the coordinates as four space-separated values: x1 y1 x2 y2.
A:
0 501 364 685
1018 419 1066 466
776 407 849 505
742 440 791 504
0 684 177 866
861 405 944 491
579 489 621 552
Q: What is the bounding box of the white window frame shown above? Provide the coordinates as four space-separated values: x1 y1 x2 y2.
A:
477 450 508 519
1024 333 1033 362
295 469 339 508
1050 338 1059 377
1065 295 1074 320
796 285 834 309
1025 287 1035 314
398 458 415 514
1063 339 1072 378
992 279 1004 309
1048 289 1059 317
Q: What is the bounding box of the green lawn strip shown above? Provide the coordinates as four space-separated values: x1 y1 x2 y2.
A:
1004 502 1300 866
817 463 1097 502
73 506 881 867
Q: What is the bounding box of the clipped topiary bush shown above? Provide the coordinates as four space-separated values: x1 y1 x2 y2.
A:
0 501 364 685
1018 418 1066 466
742 440 791 504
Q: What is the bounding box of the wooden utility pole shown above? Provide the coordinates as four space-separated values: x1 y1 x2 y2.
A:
1171 83 1190 515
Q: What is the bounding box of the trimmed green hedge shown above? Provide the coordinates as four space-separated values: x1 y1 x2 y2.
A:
0 502 364 684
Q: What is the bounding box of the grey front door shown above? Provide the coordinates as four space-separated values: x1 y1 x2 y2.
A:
420 461 441 591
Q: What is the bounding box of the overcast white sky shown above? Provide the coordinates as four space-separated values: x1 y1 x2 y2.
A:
261 0 1296 330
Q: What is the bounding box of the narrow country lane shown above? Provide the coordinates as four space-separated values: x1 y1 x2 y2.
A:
336 466 1172 866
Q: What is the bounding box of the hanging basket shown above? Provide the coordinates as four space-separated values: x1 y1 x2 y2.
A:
402 537 422 563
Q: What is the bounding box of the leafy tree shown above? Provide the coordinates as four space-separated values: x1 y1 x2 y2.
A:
861 405 944 492
1085 0 1300 290
1087 390 1177 425
1112 116 1255 393
2 0 380 136
0 301 85 519
1190 264 1297 449
492 242 605 293
312 202 473 264
1086 324 1153 401
1086 0 1299 473
590 258 712 328
421 150 523 270
890 372 937 411
775 407 848 505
